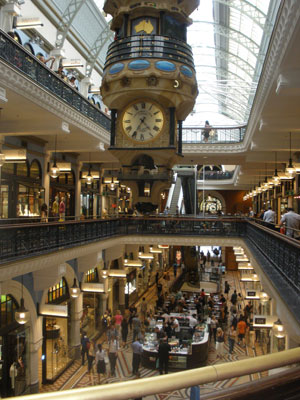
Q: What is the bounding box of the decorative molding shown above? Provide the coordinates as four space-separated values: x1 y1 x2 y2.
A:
244 0 300 149
182 142 246 153
0 61 110 144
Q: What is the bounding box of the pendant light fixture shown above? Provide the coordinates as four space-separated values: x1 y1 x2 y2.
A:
49 135 60 178
86 153 93 185
15 275 30 325
70 278 80 298
273 319 285 338
286 132 296 177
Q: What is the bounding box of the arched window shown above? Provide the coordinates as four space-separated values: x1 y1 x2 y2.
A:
30 160 42 180
85 268 98 283
200 195 223 214
0 294 18 327
46 278 68 304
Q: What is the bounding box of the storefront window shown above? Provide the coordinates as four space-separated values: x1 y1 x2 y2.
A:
16 163 28 177
0 296 30 398
45 317 71 381
0 185 9 218
81 269 100 337
17 185 42 217
0 295 18 328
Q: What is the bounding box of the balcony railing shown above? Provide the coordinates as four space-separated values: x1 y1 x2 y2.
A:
182 126 247 143
198 171 234 180
105 35 195 69
0 29 111 131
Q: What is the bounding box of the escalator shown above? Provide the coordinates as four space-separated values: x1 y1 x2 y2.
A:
180 174 196 215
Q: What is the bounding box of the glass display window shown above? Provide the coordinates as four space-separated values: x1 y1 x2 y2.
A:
16 184 43 217
16 162 29 177
0 185 9 218
44 317 71 382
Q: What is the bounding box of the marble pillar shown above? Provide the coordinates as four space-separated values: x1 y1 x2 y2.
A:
69 293 83 359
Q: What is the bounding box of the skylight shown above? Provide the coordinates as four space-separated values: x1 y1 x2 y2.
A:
185 0 278 127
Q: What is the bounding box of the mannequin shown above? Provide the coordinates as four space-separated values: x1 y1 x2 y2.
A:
59 197 66 221
52 196 59 219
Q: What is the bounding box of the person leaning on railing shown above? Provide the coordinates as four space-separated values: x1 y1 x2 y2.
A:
279 207 300 239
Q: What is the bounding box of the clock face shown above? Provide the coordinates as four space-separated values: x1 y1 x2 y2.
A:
121 101 164 143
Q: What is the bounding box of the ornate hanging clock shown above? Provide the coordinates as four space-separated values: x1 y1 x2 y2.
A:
121 100 165 143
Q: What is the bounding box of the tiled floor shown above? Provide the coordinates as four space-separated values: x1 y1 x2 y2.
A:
40 263 269 398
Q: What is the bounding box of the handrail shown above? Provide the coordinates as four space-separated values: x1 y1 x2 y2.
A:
182 125 247 143
0 29 111 131
12 347 300 400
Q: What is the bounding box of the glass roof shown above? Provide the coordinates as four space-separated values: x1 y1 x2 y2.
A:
185 0 279 127
96 0 280 127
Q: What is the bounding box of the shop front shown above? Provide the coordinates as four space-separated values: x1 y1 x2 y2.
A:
1 160 44 219
80 269 102 337
41 278 74 384
0 294 30 398
50 172 75 219
80 180 101 218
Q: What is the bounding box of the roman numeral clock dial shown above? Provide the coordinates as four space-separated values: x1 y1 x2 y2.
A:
121 100 165 143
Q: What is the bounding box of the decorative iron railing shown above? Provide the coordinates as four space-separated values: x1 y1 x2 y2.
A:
198 171 234 180
1 216 299 299
182 126 247 143
0 217 245 263
0 29 111 131
105 35 195 69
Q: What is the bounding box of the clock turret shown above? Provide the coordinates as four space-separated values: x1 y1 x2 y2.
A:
101 0 199 211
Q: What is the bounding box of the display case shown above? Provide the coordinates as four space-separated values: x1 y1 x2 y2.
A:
142 321 209 370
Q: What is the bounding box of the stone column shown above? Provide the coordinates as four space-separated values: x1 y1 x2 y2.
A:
49 49 65 72
118 278 126 314
29 320 43 394
69 293 83 359
80 77 92 98
75 161 82 220
0 3 21 32
108 278 114 313
100 292 109 316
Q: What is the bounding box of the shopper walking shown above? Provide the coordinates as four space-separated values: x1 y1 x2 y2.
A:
95 343 106 384
121 316 129 348
81 332 90 365
228 325 237 354
108 334 119 377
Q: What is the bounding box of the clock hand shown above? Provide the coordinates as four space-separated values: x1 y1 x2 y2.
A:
142 121 153 134
132 117 145 138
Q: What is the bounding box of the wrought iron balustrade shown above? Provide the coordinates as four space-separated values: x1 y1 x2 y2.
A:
0 217 245 263
198 171 234 180
105 35 195 69
182 125 246 144
1 216 300 323
0 29 111 131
